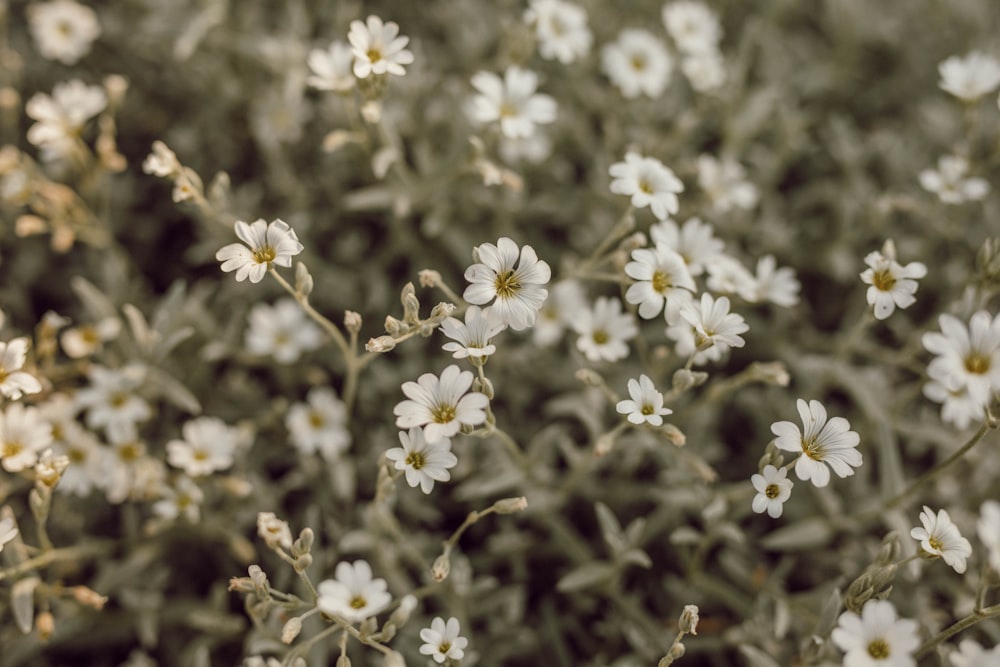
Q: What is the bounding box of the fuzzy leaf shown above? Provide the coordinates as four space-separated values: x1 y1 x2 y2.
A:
556 561 615 593
11 576 39 634
759 519 834 551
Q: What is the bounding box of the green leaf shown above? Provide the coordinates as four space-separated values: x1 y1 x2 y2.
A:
11 576 39 634
556 561 615 593
759 519 834 551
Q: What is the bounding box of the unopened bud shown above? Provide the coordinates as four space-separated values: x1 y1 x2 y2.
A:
620 231 647 252
384 316 405 336
366 336 397 353
103 74 129 106
418 269 441 288
880 238 897 262
672 368 707 392
281 616 303 644
383 650 406 667
344 311 362 335
492 496 528 514
294 554 313 572
36 611 55 643
336 656 352 667
660 423 686 447
248 565 270 598
295 262 314 298
432 554 450 581
575 368 605 388
472 376 495 400
429 302 455 321
749 361 790 387
401 283 420 324
678 604 699 635
71 586 108 610
292 528 314 556
379 622 397 642
359 616 378 637
388 595 418 627
594 431 617 457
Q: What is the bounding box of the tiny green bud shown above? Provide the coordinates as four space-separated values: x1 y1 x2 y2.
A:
432 554 451 582
492 496 528 514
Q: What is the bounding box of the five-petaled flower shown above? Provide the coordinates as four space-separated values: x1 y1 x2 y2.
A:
771 399 862 487
216 219 304 284
463 237 551 331
910 505 973 574
394 365 489 443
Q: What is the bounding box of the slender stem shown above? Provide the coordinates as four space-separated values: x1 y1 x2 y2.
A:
913 602 1000 660
270 267 351 357
0 541 114 582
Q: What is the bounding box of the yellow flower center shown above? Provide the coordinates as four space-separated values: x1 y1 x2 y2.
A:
118 442 142 462
641 404 655 415
68 448 86 463
309 412 325 428
439 641 452 653
867 639 890 659
801 436 824 461
928 536 943 552
494 270 521 299
110 392 128 408
651 270 671 294
2 441 23 459
366 48 383 64
965 353 990 375
252 246 276 264
349 596 367 609
431 404 456 424
871 269 896 292
765 484 780 499
193 449 209 462
405 450 426 470
592 330 609 344
630 55 647 71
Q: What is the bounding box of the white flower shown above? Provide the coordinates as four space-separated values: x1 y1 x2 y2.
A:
152 476 203 523
499 130 553 165
524 0 592 64
440 305 507 360
532 280 586 347
0 403 55 473
385 427 458 494
831 600 919 667
919 156 990 205
938 51 1000 102
950 639 1000 667
665 303 724 366
101 431 157 504
977 500 1000 574
394 365 489 444
911 506 973 574
681 52 727 92
860 250 927 320
316 560 392 623
74 364 151 441
27 0 100 65
704 254 756 301
650 217 724 277
469 66 557 140
678 292 748 355
922 378 985 430
26 80 107 162
624 244 696 319
60 317 121 358
347 15 414 79
771 399 862 487
285 388 351 460
662 1 721 55
166 417 241 477
257 512 293 551
697 155 758 213
245 298 324 364
602 29 673 99
216 218 304 284
610 153 684 221
748 255 800 307
463 237 551 331
307 41 355 92
0 516 17 553
751 465 793 519
52 426 105 496
922 311 1000 408
419 616 469 664
0 338 43 400
573 296 637 363
142 141 180 178
616 374 673 426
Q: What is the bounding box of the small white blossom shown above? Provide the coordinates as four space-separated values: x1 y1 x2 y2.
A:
911 506 973 574
650 217 724 277
469 66 557 140
52 425 105 497
166 417 241 477
26 80 107 162
257 512 293 551
142 141 180 178
616 374 672 426
831 600 919 667
938 51 1000 102
922 311 1000 409
860 249 927 320
751 465 793 519
347 15 414 79
749 255 801 307
665 301 723 366
0 403 53 473
573 297 637 363
525 0 592 64
499 130 553 165
681 51 727 92
610 153 684 221
394 365 489 443
74 364 151 441
662 1 721 55
419 616 469 664
386 427 458 494
307 41 355 92
950 639 1000 667
440 305 507 360
101 431 159 504
245 298 324 364
771 399 862 487
216 219 304 284
532 280 587 347
0 338 43 400
977 500 1000 574
704 254 756 301
679 292 748 356
602 29 673 99
463 237 551 331
697 155 758 213
922 378 986 430
152 476 203 523
285 388 351 460
27 0 101 65
316 560 392 623
624 244 696 320
60 317 121 359
919 156 989 205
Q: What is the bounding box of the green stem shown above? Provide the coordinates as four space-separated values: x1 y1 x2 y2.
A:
0 541 114 582
913 602 1000 660
270 267 351 357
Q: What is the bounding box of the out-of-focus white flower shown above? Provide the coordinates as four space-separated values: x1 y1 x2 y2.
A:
704 254 756 301
616 374 672 426
919 156 989 205
498 130 553 165
26 80 107 162
678 292 748 355
152 476 203 523
419 616 469 664
52 426 105 496
772 399 862 488
938 51 1000 102
911 506 973 574
748 255 800 307
257 512 293 551
0 404 53 473
60 317 121 358
463 237 551 331
573 296 637 362
285 388 351 460
245 298 323 364
950 639 1000 667
524 0 592 64
681 52 726 92
750 465 793 519
347 15 414 79
624 244 696 320
440 305 506 360
27 0 101 65
650 217 724 277
602 29 673 99
142 141 180 178
977 500 1000 574
316 560 392 623
662 1 721 55
610 153 684 221
860 249 927 320
394 365 489 444
0 516 18 553
533 280 586 347
166 417 242 477
469 66 557 140
101 430 160 504
922 379 985 431
307 41 355 92
216 218 304 284
665 298 724 366
923 311 1000 409
385 427 458 494
697 155 758 213
74 364 151 442
831 600 919 667
0 338 43 400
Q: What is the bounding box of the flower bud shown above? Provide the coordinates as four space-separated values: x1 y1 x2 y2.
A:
344 311 362 335
281 616 303 644
384 316 405 336
336 656 352 667
388 595 418 627
383 651 406 667
401 283 420 324
432 554 451 582
366 336 397 353
292 528 314 556
492 496 528 514
36 611 55 643
418 269 441 288
295 262 314 298
678 605 699 635
429 302 455 321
